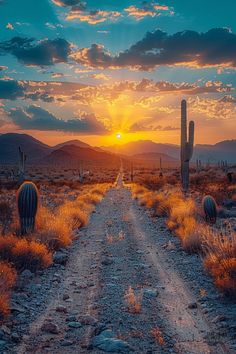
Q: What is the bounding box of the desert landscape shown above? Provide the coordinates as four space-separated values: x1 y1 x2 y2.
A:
0 0 236 353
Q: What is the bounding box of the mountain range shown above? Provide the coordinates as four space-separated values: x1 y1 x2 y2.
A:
0 133 235 164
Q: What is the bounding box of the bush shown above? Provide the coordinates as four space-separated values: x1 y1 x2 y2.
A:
0 261 17 318
0 235 52 271
203 226 236 296
0 201 13 235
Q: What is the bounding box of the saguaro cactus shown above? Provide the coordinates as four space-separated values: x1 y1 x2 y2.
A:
159 157 163 177
79 161 84 183
130 162 134 182
17 181 38 235
18 146 26 182
180 100 195 192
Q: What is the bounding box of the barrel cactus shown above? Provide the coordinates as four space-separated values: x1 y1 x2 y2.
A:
17 181 39 235
202 195 217 224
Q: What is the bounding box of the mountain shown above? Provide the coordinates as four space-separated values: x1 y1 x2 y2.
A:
194 140 236 163
53 139 90 150
0 133 52 163
44 144 119 165
102 140 179 158
103 139 236 163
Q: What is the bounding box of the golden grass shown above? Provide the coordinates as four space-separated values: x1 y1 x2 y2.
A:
0 261 17 318
130 184 202 253
0 235 52 272
203 225 236 296
150 327 165 346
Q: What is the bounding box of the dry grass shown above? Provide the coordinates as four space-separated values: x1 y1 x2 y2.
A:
130 184 202 253
150 327 165 346
0 235 52 272
203 225 236 296
124 286 142 314
0 261 17 318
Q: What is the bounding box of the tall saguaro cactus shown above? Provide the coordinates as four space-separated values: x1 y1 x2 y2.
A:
18 146 26 182
17 181 38 235
180 100 195 192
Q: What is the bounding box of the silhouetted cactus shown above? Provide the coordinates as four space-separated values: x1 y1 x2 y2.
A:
202 195 217 224
180 100 195 192
18 146 26 183
131 162 134 182
17 181 38 235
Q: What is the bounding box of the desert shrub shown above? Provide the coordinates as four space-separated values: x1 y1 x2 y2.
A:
0 261 17 318
0 235 18 260
36 207 72 250
131 184 202 253
12 239 52 271
0 234 52 271
0 201 13 235
203 225 236 296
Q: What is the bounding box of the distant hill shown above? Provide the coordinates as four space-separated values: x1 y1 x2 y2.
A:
103 139 236 163
0 133 52 163
43 144 119 165
102 140 179 158
194 140 236 163
53 139 90 150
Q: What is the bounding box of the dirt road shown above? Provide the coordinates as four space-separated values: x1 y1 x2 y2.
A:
9 174 236 353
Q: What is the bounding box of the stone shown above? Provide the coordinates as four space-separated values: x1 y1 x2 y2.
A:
188 302 198 309
102 258 114 266
56 305 67 313
79 314 98 326
63 294 70 301
67 322 82 329
54 252 69 265
21 269 34 279
91 330 133 352
41 321 60 334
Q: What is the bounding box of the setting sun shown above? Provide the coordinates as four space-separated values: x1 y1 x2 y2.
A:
116 132 122 140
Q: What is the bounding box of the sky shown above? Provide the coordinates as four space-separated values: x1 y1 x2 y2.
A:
0 0 236 146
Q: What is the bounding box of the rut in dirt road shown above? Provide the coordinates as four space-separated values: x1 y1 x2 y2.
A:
12 176 234 354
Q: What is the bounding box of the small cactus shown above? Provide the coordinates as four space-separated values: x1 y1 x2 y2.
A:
17 181 39 235
202 195 217 224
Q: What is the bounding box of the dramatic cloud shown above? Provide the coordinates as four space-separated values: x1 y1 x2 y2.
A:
125 2 171 20
8 105 107 133
0 37 71 66
72 28 236 70
0 79 24 100
52 0 85 6
66 9 121 24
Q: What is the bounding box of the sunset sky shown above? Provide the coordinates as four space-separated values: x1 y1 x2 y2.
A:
0 0 236 146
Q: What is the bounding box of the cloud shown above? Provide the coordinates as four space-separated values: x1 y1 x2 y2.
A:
51 72 64 78
125 1 171 20
66 9 121 24
0 79 24 100
6 23 14 30
8 105 108 133
188 96 236 120
72 28 236 70
0 37 71 66
52 0 85 7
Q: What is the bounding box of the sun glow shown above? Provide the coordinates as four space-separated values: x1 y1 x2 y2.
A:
116 132 122 139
